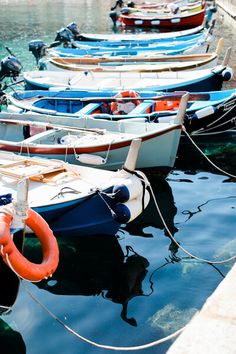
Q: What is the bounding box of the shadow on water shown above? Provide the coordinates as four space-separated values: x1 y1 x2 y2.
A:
20 175 189 328
176 130 236 175
23 234 151 327
0 230 24 315
19 176 182 329
0 319 26 354
122 175 181 261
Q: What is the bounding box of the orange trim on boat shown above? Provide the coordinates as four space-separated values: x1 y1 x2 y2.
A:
0 209 59 282
154 98 181 112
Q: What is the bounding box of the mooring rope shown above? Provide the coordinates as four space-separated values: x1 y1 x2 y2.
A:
12 126 236 350
182 126 236 179
21 168 236 351
148 183 236 265
22 280 185 351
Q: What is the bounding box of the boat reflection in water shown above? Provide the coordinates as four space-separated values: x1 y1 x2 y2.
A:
0 230 24 315
122 175 180 260
25 234 150 327
23 176 180 326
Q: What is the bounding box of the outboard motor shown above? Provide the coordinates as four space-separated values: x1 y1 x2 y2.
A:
28 40 47 65
54 27 74 47
67 22 80 40
0 55 22 81
127 1 135 7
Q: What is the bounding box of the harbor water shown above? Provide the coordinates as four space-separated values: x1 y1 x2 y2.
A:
0 1 236 353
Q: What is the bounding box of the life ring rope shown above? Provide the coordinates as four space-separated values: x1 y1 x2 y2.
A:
0 208 59 282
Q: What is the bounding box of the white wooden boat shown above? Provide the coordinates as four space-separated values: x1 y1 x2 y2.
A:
23 63 233 92
0 94 188 172
0 140 151 237
46 40 223 72
78 24 206 41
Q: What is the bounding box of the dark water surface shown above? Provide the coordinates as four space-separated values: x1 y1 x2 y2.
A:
0 1 236 353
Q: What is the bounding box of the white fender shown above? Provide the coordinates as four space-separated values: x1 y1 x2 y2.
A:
193 105 216 119
113 175 144 203
76 154 106 165
113 190 150 223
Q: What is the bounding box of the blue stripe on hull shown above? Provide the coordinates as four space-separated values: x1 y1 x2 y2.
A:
33 190 120 237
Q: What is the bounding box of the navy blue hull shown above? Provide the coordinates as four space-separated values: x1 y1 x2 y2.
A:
33 190 120 237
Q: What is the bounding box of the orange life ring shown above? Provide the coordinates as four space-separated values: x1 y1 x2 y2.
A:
110 90 141 115
0 209 59 282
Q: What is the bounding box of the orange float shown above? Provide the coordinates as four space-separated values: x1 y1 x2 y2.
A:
0 208 59 282
111 90 141 115
154 99 181 112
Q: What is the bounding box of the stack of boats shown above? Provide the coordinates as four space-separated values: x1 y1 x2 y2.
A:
0 0 235 304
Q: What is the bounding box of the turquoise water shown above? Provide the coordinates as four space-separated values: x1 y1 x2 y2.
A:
0 1 236 354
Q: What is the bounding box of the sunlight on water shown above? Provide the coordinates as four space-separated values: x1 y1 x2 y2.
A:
148 304 198 334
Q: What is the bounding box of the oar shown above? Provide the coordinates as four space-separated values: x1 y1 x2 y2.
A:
17 92 211 104
80 92 210 102
5 46 16 57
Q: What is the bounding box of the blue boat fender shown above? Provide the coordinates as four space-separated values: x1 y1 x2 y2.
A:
221 68 234 81
112 175 145 203
113 190 150 223
191 105 217 120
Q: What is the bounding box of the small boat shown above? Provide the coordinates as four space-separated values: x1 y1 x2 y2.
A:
69 30 209 47
117 8 206 29
7 87 236 134
29 27 212 67
72 24 207 42
45 41 223 72
127 0 204 11
0 94 187 172
22 63 233 92
47 38 209 59
0 140 151 237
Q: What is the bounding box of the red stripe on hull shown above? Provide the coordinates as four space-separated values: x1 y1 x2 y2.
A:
0 125 181 155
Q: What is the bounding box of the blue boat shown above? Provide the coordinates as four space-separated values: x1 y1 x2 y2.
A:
22 64 233 92
7 87 236 134
68 32 207 49
47 39 208 58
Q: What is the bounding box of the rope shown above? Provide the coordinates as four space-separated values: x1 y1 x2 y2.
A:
147 183 236 265
14 166 235 349
192 101 236 134
21 280 185 351
182 126 236 179
4 253 47 283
